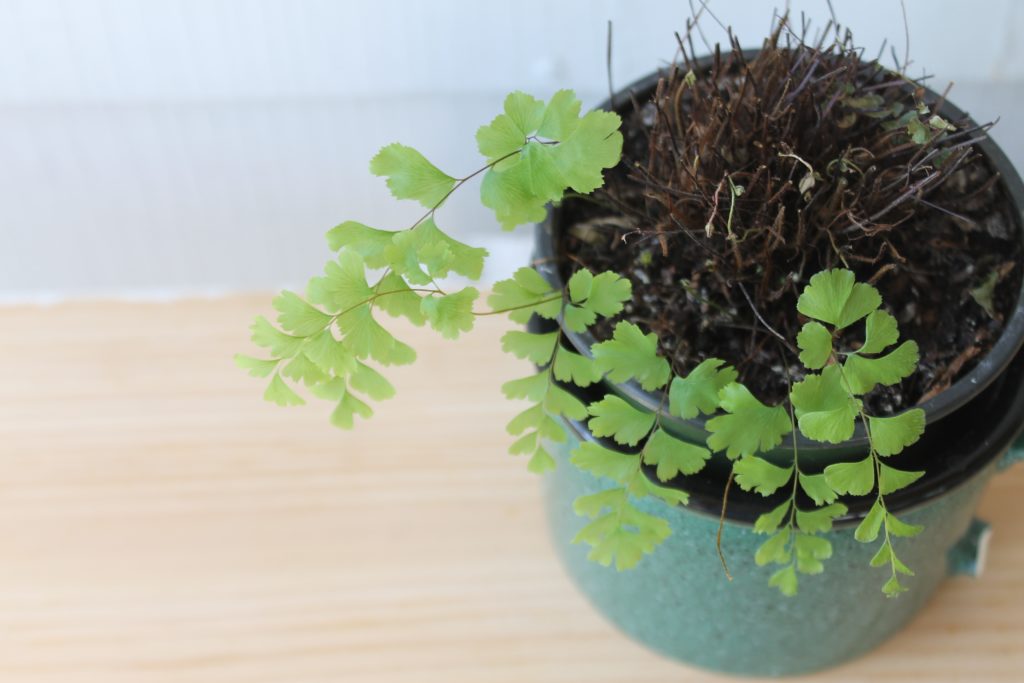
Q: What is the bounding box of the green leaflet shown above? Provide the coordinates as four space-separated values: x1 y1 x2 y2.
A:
592 321 671 391
641 428 710 481
487 267 561 323
705 383 791 459
970 269 1000 319
769 564 799 596
571 441 639 483
572 487 625 518
586 395 656 447
373 271 427 326
329 388 374 429
639 477 690 507
502 372 550 402
854 500 885 542
501 330 559 364
794 534 833 574
250 316 305 359
790 364 861 444
349 361 396 401
882 575 909 597
282 353 328 386
552 349 601 387
878 462 925 495
860 310 899 354
369 143 456 208
509 431 539 455
563 302 597 333
796 269 881 329
567 268 595 303
842 340 920 395
562 269 632 332
733 456 794 496
477 90 623 230
795 503 847 534
308 376 346 401
307 250 374 313
796 321 832 370
304 331 357 376
887 513 924 538
544 384 588 421
521 142 569 202
870 540 894 568
754 501 791 534
537 89 583 139
581 271 633 317
338 306 416 366
554 109 625 193
868 409 926 457
325 221 394 266
480 161 549 230
234 355 279 378
668 358 738 419
870 540 914 574
420 287 479 340
273 290 334 336
823 455 875 496
798 472 839 505
477 91 546 163
755 528 792 566
264 372 305 407
506 404 543 435
526 447 558 474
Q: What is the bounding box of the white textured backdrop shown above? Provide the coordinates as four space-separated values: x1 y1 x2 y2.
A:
2 0 1022 298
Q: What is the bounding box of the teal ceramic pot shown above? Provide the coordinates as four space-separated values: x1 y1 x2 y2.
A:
533 57 1024 676
544 421 1022 676
537 336 1024 675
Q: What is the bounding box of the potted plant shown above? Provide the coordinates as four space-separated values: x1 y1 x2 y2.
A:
236 15 1024 676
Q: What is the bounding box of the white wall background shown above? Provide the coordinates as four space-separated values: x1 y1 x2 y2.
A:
2 0 1022 298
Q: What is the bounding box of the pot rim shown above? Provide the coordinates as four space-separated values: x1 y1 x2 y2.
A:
534 51 1024 456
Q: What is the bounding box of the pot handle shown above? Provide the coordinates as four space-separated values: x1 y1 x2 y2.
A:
998 431 1024 471
948 518 992 577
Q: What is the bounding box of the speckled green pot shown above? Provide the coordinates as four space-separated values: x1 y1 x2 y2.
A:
544 428 1023 677
532 50 1024 678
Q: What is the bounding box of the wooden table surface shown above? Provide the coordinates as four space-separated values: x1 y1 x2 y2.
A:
1 295 1022 682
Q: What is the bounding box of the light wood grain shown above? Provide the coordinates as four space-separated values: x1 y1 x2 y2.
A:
0 295 1021 682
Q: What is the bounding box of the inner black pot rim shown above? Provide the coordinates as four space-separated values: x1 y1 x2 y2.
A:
534 53 1024 454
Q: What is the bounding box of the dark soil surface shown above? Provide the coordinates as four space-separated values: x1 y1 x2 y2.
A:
557 43 1023 414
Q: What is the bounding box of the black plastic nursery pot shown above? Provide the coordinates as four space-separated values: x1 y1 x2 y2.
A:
533 56 1024 676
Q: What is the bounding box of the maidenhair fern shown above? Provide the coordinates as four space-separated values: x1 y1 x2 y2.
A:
239 88 930 598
